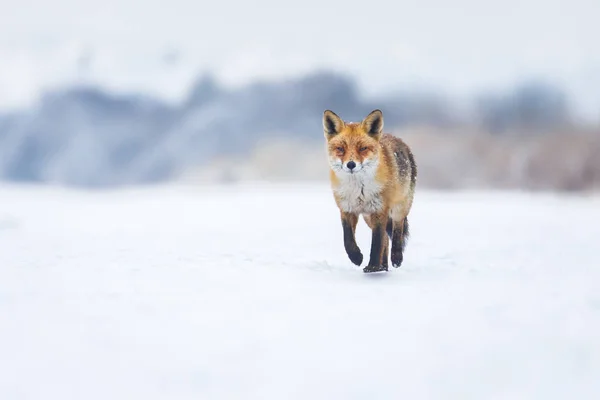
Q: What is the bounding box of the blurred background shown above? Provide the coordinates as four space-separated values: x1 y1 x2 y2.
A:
1 0 599 192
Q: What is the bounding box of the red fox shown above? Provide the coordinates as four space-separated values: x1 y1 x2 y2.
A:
323 109 417 273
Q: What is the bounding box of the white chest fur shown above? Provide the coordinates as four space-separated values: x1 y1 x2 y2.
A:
333 170 383 214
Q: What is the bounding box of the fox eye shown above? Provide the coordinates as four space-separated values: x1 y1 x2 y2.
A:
359 146 368 152
336 147 344 153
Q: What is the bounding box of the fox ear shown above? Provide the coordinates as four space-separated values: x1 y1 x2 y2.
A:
361 109 383 137
323 110 345 137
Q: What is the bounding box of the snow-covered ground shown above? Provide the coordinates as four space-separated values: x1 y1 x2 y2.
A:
1 182 599 399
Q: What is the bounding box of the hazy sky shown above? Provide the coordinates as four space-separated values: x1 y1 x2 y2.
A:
1 0 599 120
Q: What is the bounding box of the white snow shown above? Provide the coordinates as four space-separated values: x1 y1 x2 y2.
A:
1 182 599 399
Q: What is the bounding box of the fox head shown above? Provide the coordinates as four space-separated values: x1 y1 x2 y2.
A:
323 109 384 175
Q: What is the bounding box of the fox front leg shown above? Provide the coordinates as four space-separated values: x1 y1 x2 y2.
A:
363 211 388 273
341 212 363 266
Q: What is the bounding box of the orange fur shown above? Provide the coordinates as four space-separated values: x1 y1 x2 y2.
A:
323 109 417 272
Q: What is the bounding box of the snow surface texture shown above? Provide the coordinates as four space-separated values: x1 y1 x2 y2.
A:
1 183 600 399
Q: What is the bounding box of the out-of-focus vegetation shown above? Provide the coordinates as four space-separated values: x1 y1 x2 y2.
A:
0 71 597 191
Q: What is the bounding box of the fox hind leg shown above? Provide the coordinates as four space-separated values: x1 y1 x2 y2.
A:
391 217 409 268
386 217 393 239
381 234 389 270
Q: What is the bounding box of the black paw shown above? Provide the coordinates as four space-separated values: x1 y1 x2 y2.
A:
347 249 363 266
391 251 403 268
363 264 388 273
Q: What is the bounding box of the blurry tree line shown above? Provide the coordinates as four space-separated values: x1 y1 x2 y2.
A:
0 71 596 190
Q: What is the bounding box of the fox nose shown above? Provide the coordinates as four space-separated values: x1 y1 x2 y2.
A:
347 161 356 170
